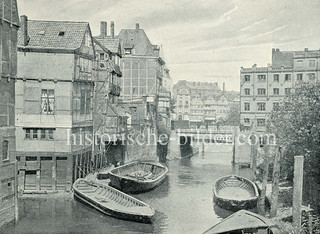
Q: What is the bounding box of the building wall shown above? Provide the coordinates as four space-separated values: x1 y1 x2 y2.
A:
120 57 160 100
240 49 320 132
0 0 19 226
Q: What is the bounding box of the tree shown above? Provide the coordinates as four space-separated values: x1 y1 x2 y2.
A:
267 81 320 213
224 102 240 126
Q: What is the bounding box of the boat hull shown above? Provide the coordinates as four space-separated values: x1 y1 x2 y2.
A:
213 195 258 211
108 161 168 193
213 175 259 211
109 172 167 193
74 190 153 223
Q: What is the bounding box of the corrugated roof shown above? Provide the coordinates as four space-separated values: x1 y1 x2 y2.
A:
94 36 121 55
18 20 89 49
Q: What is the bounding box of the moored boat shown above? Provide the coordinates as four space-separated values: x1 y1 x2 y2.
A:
73 178 155 223
213 174 259 211
108 161 168 193
203 209 282 234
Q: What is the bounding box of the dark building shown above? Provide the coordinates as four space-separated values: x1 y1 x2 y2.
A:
0 0 19 227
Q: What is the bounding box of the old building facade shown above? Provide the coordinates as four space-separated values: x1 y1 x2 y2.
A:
0 0 19 227
172 80 238 126
93 21 127 167
16 17 95 192
118 23 167 101
240 48 320 132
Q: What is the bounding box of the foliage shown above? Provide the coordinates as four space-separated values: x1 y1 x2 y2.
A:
267 81 320 213
224 102 240 125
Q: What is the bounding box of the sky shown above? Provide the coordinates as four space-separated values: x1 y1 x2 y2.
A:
18 0 320 91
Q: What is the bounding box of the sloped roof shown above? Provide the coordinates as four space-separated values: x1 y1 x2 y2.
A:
173 80 221 92
108 103 127 117
118 29 156 56
94 36 121 55
18 20 89 49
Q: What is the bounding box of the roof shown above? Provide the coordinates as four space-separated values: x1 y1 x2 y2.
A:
203 210 276 234
18 20 89 50
94 36 121 55
173 80 221 92
108 103 128 117
118 28 156 56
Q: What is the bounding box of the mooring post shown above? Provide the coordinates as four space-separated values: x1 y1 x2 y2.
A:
270 146 281 218
258 147 268 216
293 155 304 232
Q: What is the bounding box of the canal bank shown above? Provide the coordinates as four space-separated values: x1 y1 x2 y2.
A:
3 145 254 233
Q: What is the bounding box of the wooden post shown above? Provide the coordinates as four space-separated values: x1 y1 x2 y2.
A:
270 146 281 218
52 156 56 190
293 155 304 232
251 135 258 179
258 148 268 216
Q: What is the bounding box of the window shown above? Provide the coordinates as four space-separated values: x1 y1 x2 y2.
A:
297 74 303 81
257 88 266 95
24 128 55 140
244 103 250 111
86 90 91 114
273 102 280 110
244 118 250 124
2 140 9 161
273 88 279 95
41 89 54 114
244 75 250 82
58 31 65 36
25 129 31 139
258 75 266 82
309 60 315 67
285 74 291 81
40 129 46 139
244 88 250 95
308 73 315 80
124 48 131 54
33 129 38 139
257 103 266 111
257 118 266 127
99 53 104 60
285 88 291 95
273 74 279 82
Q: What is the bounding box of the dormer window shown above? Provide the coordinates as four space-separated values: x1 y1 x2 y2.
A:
99 53 104 60
124 48 131 54
58 31 65 36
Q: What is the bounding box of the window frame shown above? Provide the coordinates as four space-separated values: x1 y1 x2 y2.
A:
2 140 9 161
244 102 250 111
41 89 55 115
273 88 279 95
257 102 266 111
244 88 250 95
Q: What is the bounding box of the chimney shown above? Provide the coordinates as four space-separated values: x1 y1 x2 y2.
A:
305 48 308 52
20 15 28 46
136 23 139 30
100 21 107 37
110 21 114 38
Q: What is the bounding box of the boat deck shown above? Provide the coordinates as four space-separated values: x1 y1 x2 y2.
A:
216 177 256 200
75 180 152 214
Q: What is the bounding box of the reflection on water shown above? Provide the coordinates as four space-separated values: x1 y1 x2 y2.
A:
4 145 254 234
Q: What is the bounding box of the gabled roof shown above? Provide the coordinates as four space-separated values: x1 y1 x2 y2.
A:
18 20 89 50
94 36 121 56
118 28 156 56
173 80 221 92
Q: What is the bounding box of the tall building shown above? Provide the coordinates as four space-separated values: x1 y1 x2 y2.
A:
118 23 167 101
240 48 320 132
16 17 95 192
93 21 127 166
0 0 19 227
172 80 238 126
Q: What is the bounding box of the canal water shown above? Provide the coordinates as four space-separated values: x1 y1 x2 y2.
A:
4 145 253 234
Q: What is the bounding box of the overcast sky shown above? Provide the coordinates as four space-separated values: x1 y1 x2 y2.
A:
18 0 320 91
